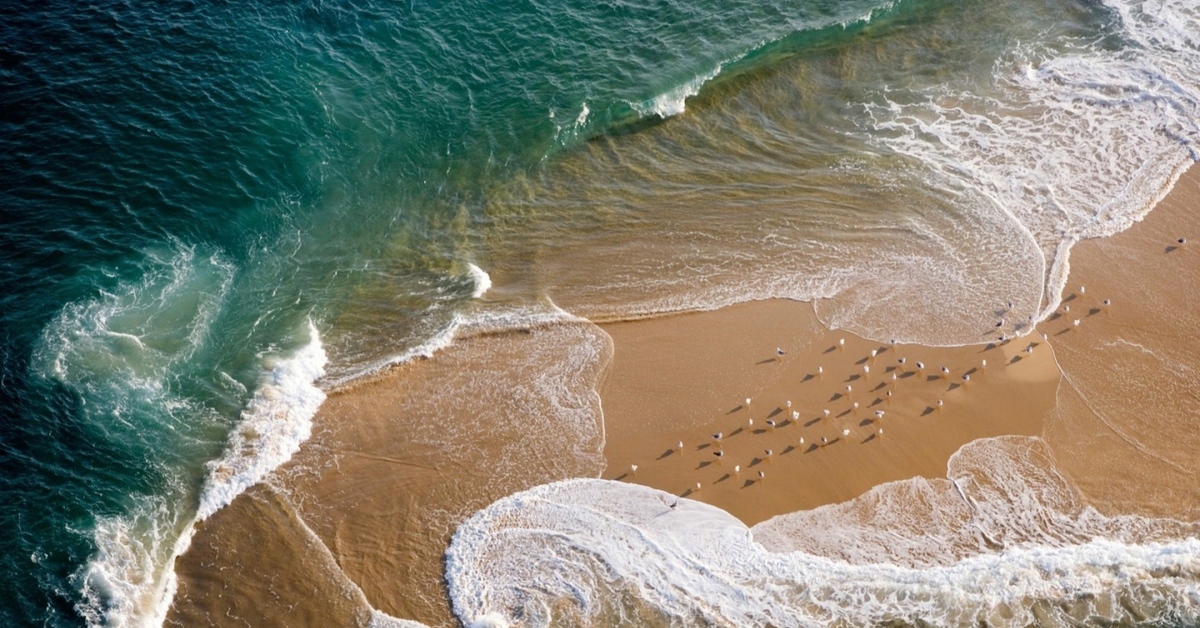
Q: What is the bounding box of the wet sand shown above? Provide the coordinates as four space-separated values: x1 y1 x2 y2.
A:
600 299 1059 526
168 166 1199 627
1042 163 1200 520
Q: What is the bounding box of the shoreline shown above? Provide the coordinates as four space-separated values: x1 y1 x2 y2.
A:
166 163 1199 627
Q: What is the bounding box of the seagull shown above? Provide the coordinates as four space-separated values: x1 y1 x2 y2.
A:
792 410 800 420
734 464 741 474
962 374 971 384
817 366 824 377
1079 286 1086 295
748 418 754 428
842 428 850 437
898 357 907 365
712 432 723 442
981 359 987 369
940 366 950 377
916 361 925 372
766 419 777 429
786 400 793 408
823 409 831 417
758 470 765 479
1064 305 1071 313
630 464 638 473
1073 319 1081 328
839 338 846 350
764 449 773 458
798 437 805 445
875 410 885 419
937 399 944 409
863 365 871 374
870 349 878 359
714 450 724 458
745 397 752 406
776 347 785 355
677 441 684 451
1103 298 1111 307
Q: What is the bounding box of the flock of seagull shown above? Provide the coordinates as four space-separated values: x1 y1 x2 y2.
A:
620 284 1116 496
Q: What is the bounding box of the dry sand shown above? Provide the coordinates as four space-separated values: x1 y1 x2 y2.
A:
167 166 1200 627
600 299 1058 526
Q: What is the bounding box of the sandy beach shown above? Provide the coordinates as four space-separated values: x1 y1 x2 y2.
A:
168 164 1199 627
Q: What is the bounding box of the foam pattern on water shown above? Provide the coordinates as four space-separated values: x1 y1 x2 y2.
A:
32 245 233 626
32 244 334 626
447 438 1200 627
755 437 1198 565
196 321 327 520
860 0 1200 320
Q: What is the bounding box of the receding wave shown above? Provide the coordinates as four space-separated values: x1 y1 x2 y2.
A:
482 0 1200 347
446 438 1200 628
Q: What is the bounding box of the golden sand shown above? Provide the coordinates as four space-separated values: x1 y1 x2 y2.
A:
168 167 1200 627
599 299 1058 525
1042 165 1200 520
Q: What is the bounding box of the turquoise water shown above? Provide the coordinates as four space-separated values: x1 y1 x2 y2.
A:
1 0 1197 625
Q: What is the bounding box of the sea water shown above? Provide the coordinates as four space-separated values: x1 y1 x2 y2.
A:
1 0 1197 625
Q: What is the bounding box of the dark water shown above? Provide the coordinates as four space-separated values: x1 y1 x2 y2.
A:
1 0 1196 625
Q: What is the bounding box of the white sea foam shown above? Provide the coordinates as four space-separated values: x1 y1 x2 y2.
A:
71 322 329 628
632 64 726 119
31 245 235 627
195 320 327 520
34 245 333 627
76 501 189 628
447 438 1200 627
326 300 586 388
859 0 1200 322
467 262 492 299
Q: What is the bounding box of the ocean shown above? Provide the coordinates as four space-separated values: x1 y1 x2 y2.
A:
1 0 1198 625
